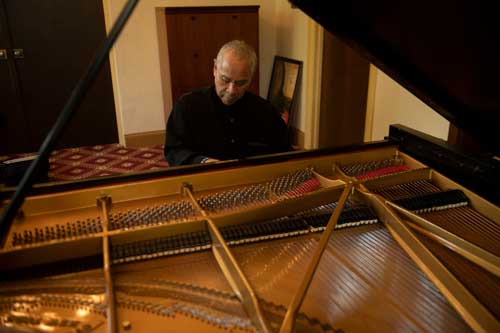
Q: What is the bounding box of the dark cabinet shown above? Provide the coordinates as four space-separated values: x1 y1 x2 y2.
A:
165 6 259 104
0 0 118 155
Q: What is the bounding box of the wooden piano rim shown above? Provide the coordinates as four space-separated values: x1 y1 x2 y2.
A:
0 140 396 200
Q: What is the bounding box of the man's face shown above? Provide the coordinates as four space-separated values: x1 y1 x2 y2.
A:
213 51 252 105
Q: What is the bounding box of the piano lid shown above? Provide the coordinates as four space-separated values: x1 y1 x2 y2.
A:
289 0 500 153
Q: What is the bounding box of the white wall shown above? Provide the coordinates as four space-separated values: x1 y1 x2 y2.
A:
369 67 450 141
106 0 447 146
273 1 311 132
106 0 281 138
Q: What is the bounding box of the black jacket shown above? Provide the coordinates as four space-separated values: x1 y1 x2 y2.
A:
164 86 292 166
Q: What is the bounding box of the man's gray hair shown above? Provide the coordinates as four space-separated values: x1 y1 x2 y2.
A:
215 40 257 76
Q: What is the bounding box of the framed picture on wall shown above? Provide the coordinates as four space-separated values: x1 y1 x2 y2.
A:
267 56 302 125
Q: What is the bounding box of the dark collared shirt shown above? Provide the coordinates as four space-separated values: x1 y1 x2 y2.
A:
164 86 292 166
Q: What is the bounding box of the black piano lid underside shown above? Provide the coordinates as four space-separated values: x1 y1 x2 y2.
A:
290 0 500 153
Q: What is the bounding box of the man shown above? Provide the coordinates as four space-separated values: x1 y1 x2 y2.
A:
164 40 292 166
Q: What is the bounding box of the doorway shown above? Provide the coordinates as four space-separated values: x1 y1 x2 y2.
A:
164 6 259 104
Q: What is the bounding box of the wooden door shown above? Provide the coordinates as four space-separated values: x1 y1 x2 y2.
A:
1 0 117 154
165 6 259 104
318 31 369 148
0 1 31 154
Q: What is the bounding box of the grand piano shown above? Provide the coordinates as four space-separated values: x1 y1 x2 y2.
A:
0 0 499 332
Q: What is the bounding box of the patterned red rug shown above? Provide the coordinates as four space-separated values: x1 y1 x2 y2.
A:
1 144 169 181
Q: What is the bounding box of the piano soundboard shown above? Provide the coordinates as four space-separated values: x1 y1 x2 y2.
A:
1 144 498 333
